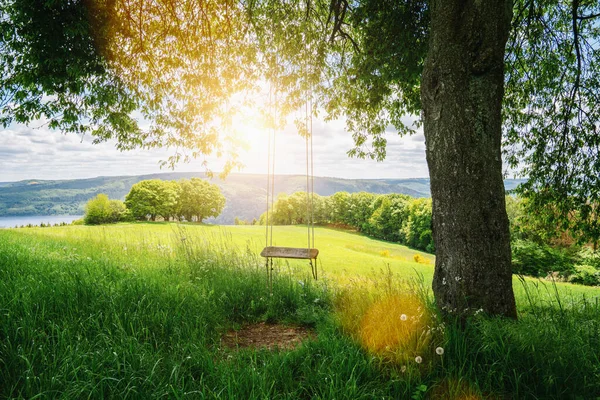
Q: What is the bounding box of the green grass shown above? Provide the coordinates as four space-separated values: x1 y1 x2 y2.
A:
1 223 599 399
12 222 599 298
7 223 436 280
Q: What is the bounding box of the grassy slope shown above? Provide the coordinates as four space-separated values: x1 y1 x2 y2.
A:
1 224 599 398
15 222 599 299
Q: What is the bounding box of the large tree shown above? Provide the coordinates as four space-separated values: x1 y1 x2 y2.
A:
1 0 599 319
178 178 226 223
125 179 179 221
421 1 516 317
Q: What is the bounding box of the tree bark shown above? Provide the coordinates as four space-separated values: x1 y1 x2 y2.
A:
421 0 517 319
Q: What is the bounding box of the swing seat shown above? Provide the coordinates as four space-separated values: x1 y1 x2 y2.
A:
261 246 319 260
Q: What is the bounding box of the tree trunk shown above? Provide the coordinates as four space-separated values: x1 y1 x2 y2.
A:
421 0 517 319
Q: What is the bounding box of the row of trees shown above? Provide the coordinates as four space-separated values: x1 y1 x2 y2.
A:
259 192 434 253
84 179 225 224
256 191 599 285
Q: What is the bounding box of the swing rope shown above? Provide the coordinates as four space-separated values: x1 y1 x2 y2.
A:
262 42 318 282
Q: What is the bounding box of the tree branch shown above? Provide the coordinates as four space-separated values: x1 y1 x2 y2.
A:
577 12 600 20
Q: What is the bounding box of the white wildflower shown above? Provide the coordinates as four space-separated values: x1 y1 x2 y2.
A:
415 356 422 364
400 314 407 321
436 347 444 356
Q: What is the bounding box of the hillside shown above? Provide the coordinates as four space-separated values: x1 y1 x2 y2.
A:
0 172 525 224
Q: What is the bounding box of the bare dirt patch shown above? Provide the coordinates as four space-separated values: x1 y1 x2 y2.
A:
221 322 314 351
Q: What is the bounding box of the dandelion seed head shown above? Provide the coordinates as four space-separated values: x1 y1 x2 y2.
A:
436 347 444 355
415 356 423 364
400 314 407 321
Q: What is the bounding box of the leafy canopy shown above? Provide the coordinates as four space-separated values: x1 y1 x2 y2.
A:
124 178 225 222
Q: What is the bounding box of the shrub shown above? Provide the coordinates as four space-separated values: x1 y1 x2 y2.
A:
413 254 431 265
511 239 576 277
578 247 600 269
84 194 113 225
84 194 127 225
568 265 600 286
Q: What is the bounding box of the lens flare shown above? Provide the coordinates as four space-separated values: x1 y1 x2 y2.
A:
359 293 433 363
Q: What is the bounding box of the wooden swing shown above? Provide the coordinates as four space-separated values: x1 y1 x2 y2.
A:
261 65 319 286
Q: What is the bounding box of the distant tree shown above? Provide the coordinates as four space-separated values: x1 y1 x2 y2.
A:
234 217 248 225
125 180 178 221
178 178 225 223
368 194 411 242
348 192 377 232
84 194 125 225
312 194 329 225
162 180 182 221
402 198 434 253
108 199 127 223
329 192 351 225
270 193 293 225
288 192 311 224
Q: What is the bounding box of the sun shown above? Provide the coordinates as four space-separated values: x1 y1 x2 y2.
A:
229 111 274 168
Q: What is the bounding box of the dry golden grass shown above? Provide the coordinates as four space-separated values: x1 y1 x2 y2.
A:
334 271 444 370
359 293 431 357
413 253 432 264
429 378 489 400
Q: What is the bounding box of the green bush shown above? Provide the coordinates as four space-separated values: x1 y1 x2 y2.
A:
84 194 113 225
578 247 600 269
84 194 127 225
568 265 600 286
511 239 576 277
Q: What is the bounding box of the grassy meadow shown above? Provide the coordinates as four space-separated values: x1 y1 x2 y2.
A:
1 223 599 399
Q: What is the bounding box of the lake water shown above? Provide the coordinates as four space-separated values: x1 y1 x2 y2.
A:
0 215 83 228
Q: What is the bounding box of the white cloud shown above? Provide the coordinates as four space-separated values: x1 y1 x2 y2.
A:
0 116 429 182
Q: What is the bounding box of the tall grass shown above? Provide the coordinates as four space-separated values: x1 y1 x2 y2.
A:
1 225 599 399
443 277 600 398
0 228 417 399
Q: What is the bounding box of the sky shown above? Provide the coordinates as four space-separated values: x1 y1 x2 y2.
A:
0 116 429 183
